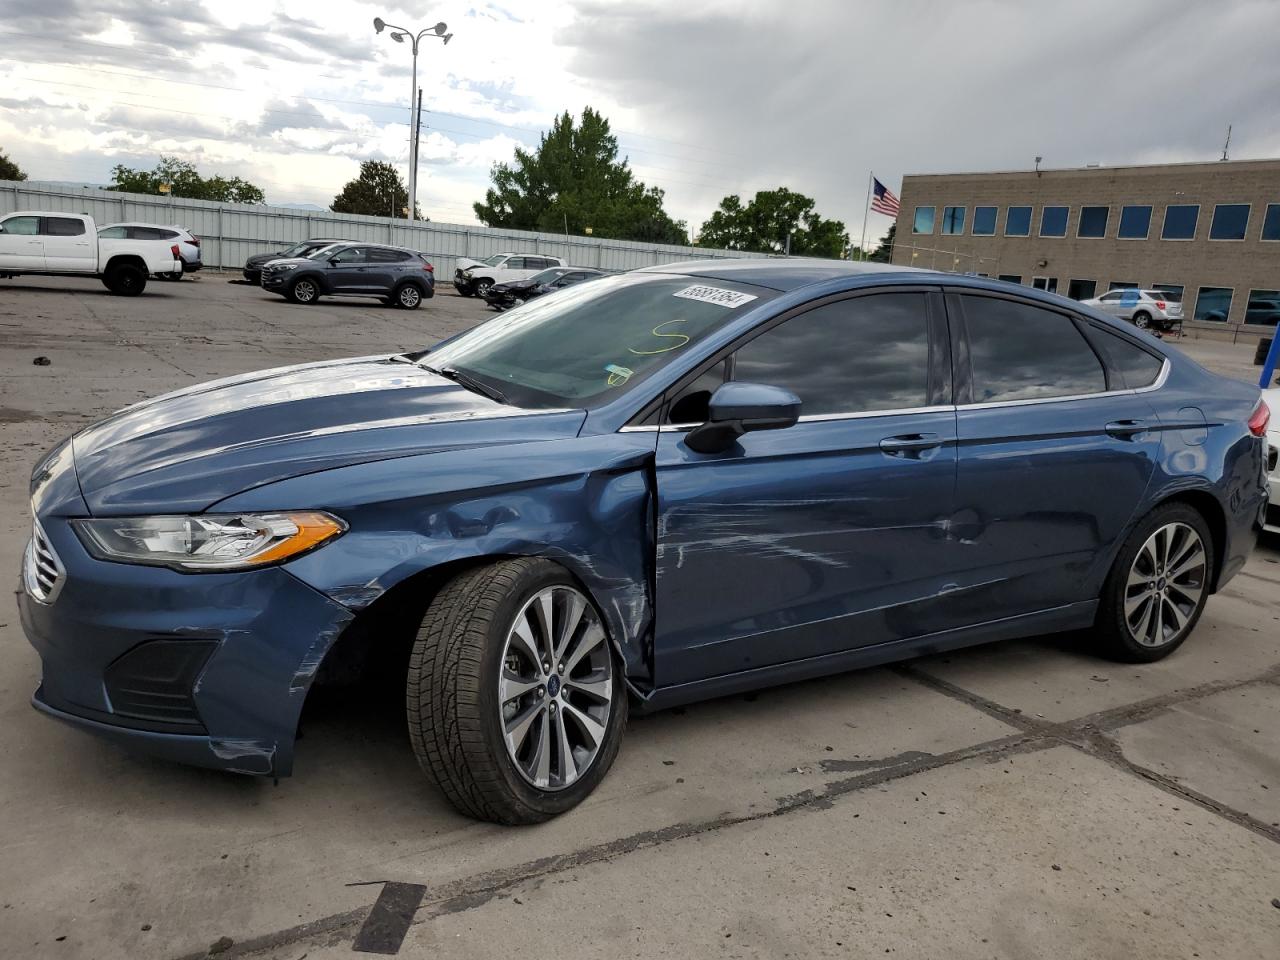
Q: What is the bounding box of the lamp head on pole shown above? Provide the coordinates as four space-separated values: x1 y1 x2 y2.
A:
373 16 385 32
432 22 447 35
391 31 406 42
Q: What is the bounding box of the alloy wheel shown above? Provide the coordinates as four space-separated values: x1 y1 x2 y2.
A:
294 280 316 302
498 585 612 791
1123 521 1206 647
399 285 421 308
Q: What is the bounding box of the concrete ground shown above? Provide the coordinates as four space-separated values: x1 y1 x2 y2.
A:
1 273 1277 960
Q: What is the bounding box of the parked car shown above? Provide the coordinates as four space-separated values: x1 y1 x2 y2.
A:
0 211 182 295
98 223 200 279
261 241 434 308
483 266 605 309
20 261 1270 824
454 253 567 298
1264 381 1280 535
243 238 349 283
1082 288 1184 331
1245 298 1280 326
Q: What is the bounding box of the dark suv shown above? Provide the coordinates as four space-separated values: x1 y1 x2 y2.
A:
261 243 435 309
243 238 349 283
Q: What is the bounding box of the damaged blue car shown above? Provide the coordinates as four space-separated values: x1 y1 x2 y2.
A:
20 259 1270 823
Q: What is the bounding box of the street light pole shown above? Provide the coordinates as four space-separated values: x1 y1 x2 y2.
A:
373 15 452 223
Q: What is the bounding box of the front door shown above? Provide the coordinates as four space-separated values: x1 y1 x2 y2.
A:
652 290 962 687
947 291 1161 622
325 246 372 292
0 215 44 269
42 216 94 272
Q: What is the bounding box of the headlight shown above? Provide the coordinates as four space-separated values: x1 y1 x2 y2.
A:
71 512 345 571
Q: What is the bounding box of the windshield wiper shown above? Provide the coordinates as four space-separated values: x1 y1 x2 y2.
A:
427 365 509 405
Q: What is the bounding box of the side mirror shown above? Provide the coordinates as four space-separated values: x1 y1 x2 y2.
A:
685 382 801 454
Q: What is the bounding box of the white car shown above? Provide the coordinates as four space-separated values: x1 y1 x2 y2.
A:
0 211 182 295
1264 382 1280 535
1083 288 1184 332
453 252 567 298
99 222 201 279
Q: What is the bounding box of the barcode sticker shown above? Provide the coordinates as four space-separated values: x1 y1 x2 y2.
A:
672 284 758 309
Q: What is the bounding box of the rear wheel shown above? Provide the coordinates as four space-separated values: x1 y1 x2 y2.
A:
1132 311 1152 329
288 277 319 304
406 558 627 824
1094 503 1213 662
103 263 147 296
394 283 423 310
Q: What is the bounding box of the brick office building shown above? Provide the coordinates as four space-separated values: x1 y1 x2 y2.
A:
890 157 1280 338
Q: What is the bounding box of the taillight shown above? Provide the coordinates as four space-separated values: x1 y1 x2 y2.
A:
190 236 200 247
1249 398 1271 437
171 244 180 258
1155 301 1166 310
423 262 434 272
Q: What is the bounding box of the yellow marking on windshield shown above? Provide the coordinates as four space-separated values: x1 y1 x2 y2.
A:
628 319 691 356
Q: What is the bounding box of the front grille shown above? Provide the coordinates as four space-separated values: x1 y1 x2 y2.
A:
22 519 64 604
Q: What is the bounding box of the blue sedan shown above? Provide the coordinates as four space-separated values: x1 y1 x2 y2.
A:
19 259 1271 823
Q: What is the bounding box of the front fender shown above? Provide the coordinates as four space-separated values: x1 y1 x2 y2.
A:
213 433 659 683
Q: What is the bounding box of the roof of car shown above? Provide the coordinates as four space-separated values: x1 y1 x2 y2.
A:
636 257 920 292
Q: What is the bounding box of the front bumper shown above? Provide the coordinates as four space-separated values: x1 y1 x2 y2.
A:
19 515 354 776
261 270 292 291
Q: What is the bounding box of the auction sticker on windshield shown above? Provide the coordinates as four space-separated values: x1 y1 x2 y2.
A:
673 285 758 308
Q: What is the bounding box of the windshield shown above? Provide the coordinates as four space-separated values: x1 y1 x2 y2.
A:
306 244 347 260
424 273 774 409
482 254 506 266
281 241 314 257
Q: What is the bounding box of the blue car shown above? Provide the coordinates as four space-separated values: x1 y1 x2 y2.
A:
19 260 1271 824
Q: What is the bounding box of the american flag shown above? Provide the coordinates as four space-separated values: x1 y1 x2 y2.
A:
870 177 900 217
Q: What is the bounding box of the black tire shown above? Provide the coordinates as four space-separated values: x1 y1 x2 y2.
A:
1131 311 1152 330
103 263 147 296
288 276 320 304
1093 502 1214 662
456 282 475 297
393 282 423 310
158 272 183 282
473 278 494 298
406 558 628 824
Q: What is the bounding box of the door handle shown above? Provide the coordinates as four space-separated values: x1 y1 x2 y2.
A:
880 433 943 455
1105 419 1147 439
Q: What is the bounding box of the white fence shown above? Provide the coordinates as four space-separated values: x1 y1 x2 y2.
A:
0 180 760 279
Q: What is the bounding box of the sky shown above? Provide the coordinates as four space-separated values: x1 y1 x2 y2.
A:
2 0 1279 242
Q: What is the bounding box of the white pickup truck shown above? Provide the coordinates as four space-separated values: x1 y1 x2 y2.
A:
0 211 183 296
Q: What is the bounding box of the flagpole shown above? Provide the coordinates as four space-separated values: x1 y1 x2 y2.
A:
859 171 873 261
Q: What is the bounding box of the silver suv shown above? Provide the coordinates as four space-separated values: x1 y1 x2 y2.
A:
1083 288 1184 332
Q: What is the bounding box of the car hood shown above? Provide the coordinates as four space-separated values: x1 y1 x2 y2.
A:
455 257 490 273
260 256 314 270
245 250 293 268
70 356 586 516
491 278 536 293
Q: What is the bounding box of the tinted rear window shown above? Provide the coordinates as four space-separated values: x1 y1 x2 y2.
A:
45 217 85 236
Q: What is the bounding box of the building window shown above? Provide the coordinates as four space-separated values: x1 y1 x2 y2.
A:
1151 284 1184 304
941 206 966 235
1245 290 1280 326
971 206 997 236
1161 204 1199 240
1005 206 1032 237
912 206 935 235
998 274 1022 284
1194 287 1232 323
1109 280 1139 290
1067 279 1096 300
1209 203 1250 241
1077 206 1109 238
1118 205 1152 239
1039 206 1069 237
1262 203 1280 241
1031 277 1058 293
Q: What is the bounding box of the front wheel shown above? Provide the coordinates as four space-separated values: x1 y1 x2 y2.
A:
406 558 627 824
1093 503 1214 662
288 277 319 304
455 282 475 297
473 278 494 298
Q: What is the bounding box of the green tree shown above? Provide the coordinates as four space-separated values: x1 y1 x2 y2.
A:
868 223 895 263
696 187 848 258
330 160 421 218
474 107 688 245
0 147 27 181
108 155 264 203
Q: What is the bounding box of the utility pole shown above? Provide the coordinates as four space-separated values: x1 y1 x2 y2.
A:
412 87 423 216
1221 124 1232 161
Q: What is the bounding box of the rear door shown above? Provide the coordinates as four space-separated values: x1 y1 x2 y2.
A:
365 247 404 290
0 214 45 269
947 291 1163 623
43 216 94 271
652 288 962 685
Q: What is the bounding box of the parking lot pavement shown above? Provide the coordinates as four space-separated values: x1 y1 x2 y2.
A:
1 274 1278 959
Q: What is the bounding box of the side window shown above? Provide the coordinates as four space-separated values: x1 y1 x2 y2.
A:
505 257 527 270
97 226 127 239
1089 326 1164 389
665 360 728 424
334 246 370 263
1099 291 1122 302
370 247 408 262
44 217 86 236
962 296 1106 403
1 216 40 235
732 293 932 417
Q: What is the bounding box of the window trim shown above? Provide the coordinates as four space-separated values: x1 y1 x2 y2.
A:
1260 203 1280 242
1076 205 1110 239
1207 202 1251 242
1117 204 1153 241
1160 203 1200 241
1193 285 1234 323
621 285 951 431
971 205 998 236
1004 206 1033 237
911 206 936 235
1038 205 1070 238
